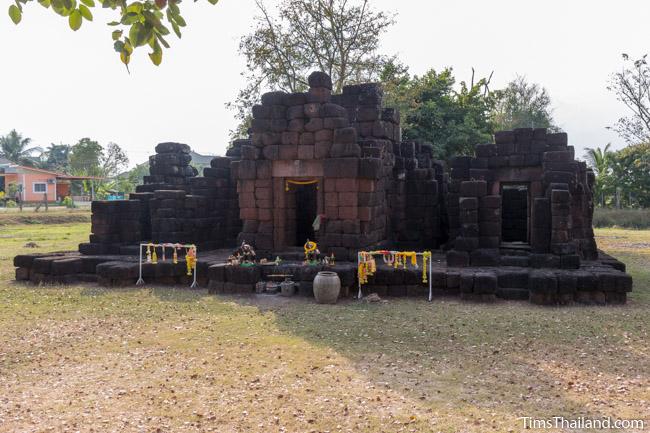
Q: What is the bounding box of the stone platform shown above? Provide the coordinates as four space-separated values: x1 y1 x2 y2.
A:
13 249 632 305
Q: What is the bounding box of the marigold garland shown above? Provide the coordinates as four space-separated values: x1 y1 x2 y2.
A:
422 251 432 283
358 250 432 286
392 252 417 269
186 246 197 276
357 252 376 285
285 179 319 191
304 240 317 254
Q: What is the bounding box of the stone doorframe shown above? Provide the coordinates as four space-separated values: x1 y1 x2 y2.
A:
489 166 544 246
272 176 324 251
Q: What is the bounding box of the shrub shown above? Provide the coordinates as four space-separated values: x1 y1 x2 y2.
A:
593 208 650 229
5 200 17 208
62 196 76 209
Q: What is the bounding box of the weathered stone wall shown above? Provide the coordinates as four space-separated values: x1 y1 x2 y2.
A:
81 142 240 253
144 147 241 250
79 200 143 255
389 141 445 249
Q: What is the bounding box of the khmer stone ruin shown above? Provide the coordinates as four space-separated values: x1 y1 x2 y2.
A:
14 71 633 305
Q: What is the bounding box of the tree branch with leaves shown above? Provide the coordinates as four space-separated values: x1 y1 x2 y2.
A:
607 53 650 143
8 0 220 67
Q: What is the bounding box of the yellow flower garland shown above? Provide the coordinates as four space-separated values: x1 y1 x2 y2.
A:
422 251 431 283
357 252 376 285
391 252 417 269
304 240 317 253
186 246 197 276
285 179 319 191
358 250 431 286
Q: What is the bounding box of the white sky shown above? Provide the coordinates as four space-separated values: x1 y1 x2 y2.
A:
2 0 647 167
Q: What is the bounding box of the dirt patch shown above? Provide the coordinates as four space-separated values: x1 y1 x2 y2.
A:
619 242 650 249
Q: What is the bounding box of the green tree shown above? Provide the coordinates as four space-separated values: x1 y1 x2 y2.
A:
491 75 558 131
383 66 496 159
583 144 613 207
70 138 129 177
101 142 129 178
41 143 71 172
380 59 413 114
610 142 650 208
106 160 148 195
230 0 395 137
8 0 220 67
0 129 42 166
69 138 129 198
70 137 103 176
124 162 150 191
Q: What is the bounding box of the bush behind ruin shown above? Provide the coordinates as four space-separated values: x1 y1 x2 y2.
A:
593 207 650 229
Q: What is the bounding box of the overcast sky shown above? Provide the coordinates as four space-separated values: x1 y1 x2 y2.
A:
2 0 647 167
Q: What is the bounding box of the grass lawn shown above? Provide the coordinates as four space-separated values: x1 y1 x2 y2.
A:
0 209 90 226
0 223 648 432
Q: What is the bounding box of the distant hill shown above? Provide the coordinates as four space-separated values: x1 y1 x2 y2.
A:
189 151 215 168
118 149 216 188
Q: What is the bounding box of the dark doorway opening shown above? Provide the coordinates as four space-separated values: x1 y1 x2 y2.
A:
294 183 318 246
501 184 529 243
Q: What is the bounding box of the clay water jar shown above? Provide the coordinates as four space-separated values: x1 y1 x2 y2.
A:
313 271 341 304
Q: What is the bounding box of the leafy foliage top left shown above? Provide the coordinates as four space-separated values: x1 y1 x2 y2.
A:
8 0 220 67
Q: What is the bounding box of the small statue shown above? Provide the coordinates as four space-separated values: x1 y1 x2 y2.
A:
325 252 335 266
233 240 256 265
303 239 320 265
